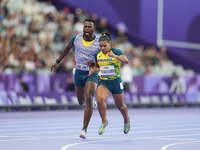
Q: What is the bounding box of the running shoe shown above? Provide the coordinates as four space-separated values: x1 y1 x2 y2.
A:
98 121 108 135
80 129 86 139
124 117 130 134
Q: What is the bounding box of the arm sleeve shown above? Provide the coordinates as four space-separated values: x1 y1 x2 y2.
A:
112 48 124 56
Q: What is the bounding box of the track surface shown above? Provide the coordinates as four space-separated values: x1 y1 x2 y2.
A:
0 108 200 150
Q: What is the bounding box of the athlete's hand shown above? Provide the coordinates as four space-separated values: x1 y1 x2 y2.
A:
88 69 94 76
87 61 95 67
51 63 59 72
88 66 99 76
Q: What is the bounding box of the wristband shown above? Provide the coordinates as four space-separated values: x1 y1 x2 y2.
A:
56 59 61 64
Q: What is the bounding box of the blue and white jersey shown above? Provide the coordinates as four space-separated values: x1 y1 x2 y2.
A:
71 33 99 71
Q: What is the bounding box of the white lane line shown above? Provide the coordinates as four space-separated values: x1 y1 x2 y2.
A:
0 133 200 142
87 136 200 141
1 121 200 131
0 135 78 142
1 133 200 142
1 119 199 126
155 137 197 141
61 140 107 150
135 128 200 134
1 123 200 133
3 127 200 136
0 119 69 123
0 127 123 134
153 133 200 138
161 140 200 150
0 136 33 138
61 135 200 150
2 127 200 136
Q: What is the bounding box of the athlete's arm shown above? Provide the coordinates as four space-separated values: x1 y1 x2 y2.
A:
56 42 73 64
51 37 74 72
88 65 100 76
108 52 129 64
88 50 100 76
87 61 96 67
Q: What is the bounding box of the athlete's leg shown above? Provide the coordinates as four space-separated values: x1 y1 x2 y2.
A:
82 81 97 131
113 94 129 123
96 85 110 124
96 85 110 135
75 86 85 105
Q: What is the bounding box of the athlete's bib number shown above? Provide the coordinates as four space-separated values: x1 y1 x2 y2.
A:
100 66 115 77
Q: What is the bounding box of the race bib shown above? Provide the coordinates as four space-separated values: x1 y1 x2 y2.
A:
100 66 116 77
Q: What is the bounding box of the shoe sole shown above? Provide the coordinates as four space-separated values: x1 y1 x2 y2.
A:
80 135 86 139
124 129 130 134
98 131 104 135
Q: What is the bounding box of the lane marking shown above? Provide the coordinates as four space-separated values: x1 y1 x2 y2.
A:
161 140 200 150
2 127 200 136
61 140 107 150
1 133 200 142
0 136 33 138
1 118 199 126
1 123 200 133
61 136 200 150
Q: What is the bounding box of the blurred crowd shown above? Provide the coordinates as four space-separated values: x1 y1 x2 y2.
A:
0 0 194 78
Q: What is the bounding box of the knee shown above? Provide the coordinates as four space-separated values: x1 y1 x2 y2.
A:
85 103 93 110
85 92 94 101
97 96 104 104
84 94 93 107
85 101 93 109
118 104 127 111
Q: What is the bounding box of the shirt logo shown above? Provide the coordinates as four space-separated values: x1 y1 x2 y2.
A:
98 58 113 62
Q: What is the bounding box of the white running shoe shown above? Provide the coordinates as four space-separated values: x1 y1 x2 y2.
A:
80 129 86 139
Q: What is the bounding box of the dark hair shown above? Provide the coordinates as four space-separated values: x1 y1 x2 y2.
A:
84 18 95 26
99 32 111 42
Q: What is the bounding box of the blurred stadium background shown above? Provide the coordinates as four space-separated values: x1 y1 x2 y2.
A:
0 0 200 111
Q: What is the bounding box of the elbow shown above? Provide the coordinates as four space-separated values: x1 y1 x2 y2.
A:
118 55 129 64
125 60 129 64
123 58 129 64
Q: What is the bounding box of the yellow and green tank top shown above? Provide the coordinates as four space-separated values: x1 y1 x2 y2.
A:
94 48 124 80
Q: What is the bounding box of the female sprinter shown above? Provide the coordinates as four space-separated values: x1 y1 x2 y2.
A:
89 33 130 135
